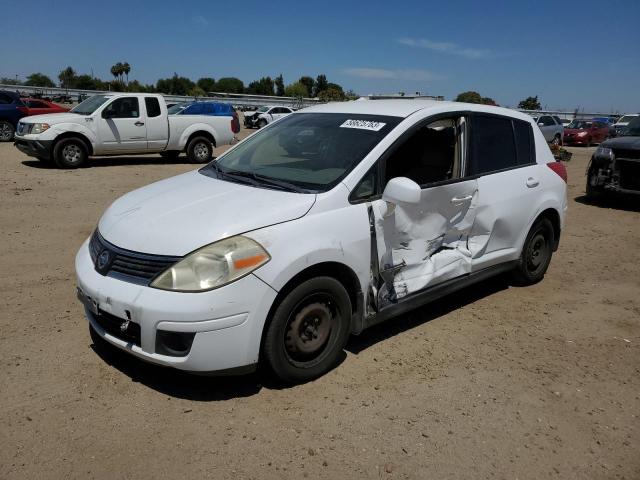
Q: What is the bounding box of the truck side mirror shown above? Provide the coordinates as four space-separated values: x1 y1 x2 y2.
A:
382 177 421 205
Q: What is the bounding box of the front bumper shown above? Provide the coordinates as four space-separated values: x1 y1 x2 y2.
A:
563 135 589 145
14 138 53 159
75 239 278 372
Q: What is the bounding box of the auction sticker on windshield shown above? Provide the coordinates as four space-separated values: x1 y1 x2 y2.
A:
340 119 387 131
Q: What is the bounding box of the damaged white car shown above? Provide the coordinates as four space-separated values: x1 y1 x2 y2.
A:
76 100 567 383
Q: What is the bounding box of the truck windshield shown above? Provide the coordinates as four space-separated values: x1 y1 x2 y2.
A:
620 117 640 136
71 95 110 115
201 113 401 193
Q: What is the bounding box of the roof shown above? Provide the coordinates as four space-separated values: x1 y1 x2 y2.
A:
301 99 534 122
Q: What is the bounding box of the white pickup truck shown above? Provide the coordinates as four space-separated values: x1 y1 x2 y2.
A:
14 93 239 168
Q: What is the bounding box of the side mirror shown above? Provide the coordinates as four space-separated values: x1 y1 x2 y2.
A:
382 177 421 205
538 122 545 127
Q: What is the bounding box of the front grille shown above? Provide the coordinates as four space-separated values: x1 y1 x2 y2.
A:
93 309 141 346
618 160 640 191
89 230 181 284
614 149 640 160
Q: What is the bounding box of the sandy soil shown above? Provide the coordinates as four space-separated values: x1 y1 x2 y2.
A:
0 133 638 479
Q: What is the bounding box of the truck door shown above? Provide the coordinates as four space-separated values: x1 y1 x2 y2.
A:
97 96 147 153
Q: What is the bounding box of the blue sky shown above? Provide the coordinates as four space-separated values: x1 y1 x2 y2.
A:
1 0 638 112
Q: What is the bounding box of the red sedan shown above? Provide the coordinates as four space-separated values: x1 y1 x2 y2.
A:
20 98 69 116
563 120 610 147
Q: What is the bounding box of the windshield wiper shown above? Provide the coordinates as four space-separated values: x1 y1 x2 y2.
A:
218 166 308 193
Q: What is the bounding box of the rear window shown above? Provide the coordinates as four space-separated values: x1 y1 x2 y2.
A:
145 97 161 118
468 114 518 175
513 120 535 166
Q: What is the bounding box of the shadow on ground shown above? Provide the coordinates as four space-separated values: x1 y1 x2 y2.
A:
574 194 640 213
22 155 206 169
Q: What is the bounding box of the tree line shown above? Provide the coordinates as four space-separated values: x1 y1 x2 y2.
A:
1 63 355 101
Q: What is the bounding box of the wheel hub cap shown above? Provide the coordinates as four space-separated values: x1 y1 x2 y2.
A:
63 144 81 163
194 143 208 160
285 302 333 356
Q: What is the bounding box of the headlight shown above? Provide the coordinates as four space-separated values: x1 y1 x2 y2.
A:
30 123 50 134
595 146 614 160
577 131 587 137
150 235 270 292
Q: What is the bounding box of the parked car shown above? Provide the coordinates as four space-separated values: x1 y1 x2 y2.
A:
244 105 293 128
532 115 564 145
586 116 640 198
613 114 639 136
14 93 237 168
169 101 240 133
76 100 567 383
21 98 69 116
563 119 610 146
592 116 617 137
559 118 572 127
0 90 27 141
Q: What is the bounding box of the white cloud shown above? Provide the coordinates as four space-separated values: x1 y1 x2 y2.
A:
397 38 493 59
193 15 209 27
343 68 441 82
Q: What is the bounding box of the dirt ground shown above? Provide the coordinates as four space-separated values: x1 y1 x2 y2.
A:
1 131 639 480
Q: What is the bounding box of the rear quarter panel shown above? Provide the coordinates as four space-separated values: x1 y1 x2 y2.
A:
167 116 234 150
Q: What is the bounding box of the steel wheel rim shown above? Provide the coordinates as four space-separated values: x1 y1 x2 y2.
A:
0 123 12 140
526 231 548 273
194 142 209 160
62 144 82 163
284 293 337 365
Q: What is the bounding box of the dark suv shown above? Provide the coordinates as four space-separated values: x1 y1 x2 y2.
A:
587 116 640 197
0 90 27 141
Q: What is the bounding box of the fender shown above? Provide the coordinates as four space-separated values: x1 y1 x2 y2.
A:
174 122 220 150
41 122 97 150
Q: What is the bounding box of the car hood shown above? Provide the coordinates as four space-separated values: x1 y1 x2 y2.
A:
19 112 82 124
601 136 640 149
98 170 316 256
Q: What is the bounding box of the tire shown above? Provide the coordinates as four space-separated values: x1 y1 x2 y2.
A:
257 119 267 129
53 137 88 168
263 276 352 383
159 150 180 160
511 218 554 286
586 166 604 200
0 120 15 141
186 136 213 164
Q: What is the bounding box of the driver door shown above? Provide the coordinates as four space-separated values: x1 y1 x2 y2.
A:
369 115 478 307
97 97 147 153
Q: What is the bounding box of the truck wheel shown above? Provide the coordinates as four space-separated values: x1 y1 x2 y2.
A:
0 120 15 141
186 136 213 163
257 119 267 128
53 138 88 168
263 277 352 384
511 218 554 286
586 167 604 200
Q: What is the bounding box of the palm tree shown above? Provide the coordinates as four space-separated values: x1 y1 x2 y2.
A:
122 62 130 85
110 64 120 81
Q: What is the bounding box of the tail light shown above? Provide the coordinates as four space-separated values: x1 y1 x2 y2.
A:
231 113 240 134
17 106 29 114
547 161 567 183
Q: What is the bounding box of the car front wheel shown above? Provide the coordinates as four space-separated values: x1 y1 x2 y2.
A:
0 120 15 141
53 138 88 168
263 277 352 383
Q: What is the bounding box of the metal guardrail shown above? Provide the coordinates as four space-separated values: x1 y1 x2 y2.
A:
0 84 321 109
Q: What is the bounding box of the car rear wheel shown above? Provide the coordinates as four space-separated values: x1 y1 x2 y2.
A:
512 218 554 285
53 138 88 168
186 136 213 163
257 119 267 128
0 121 15 141
263 277 352 383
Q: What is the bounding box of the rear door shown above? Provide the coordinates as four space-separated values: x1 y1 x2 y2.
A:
144 97 168 151
97 96 147 153
468 114 540 270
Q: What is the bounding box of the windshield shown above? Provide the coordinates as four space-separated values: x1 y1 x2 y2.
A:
567 120 591 129
257 106 270 113
70 95 110 115
620 117 640 136
201 113 402 192
617 115 638 124
168 103 188 114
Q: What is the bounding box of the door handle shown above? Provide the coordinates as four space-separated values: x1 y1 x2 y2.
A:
526 177 540 188
450 195 473 204
134 121 145 126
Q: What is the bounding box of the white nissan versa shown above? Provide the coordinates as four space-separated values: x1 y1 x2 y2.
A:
76 100 567 383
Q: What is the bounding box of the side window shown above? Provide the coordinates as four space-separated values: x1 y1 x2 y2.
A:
145 97 161 118
513 120 535 166
552 116 562 125
541 116 555 126
0 93 13 104
103 97 139 118
383 116 463 187
468 114 517 175
351 165 379 202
